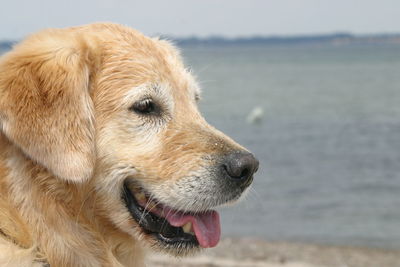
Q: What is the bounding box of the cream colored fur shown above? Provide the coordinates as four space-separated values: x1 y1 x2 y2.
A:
0 23 250 266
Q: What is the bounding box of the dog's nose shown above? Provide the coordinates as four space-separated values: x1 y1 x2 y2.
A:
223 152 259 185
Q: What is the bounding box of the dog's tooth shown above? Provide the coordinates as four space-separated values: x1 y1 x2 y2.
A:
182 222 193 234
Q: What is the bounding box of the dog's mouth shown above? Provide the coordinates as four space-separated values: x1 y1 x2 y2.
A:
122 181 221 250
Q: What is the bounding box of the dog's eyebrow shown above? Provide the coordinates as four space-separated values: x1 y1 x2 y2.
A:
124 83 160 98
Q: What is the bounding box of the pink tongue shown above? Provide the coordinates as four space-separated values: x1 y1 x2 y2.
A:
163 208 221 248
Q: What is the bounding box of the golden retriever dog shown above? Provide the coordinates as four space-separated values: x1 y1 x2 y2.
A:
0 23 259 266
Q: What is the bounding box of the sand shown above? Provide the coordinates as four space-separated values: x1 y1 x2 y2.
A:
147 238 400 267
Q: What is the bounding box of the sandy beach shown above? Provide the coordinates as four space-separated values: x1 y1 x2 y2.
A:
148 238 400 267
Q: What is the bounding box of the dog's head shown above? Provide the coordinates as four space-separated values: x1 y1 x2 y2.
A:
0 23 258 255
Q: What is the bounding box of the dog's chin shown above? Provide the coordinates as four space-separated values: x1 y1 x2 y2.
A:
121 180 221 256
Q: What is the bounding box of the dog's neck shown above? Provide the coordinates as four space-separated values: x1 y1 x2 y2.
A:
0 133 145 267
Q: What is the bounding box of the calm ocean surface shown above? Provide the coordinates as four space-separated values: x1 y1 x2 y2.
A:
2 43 400 249
181 44 400 249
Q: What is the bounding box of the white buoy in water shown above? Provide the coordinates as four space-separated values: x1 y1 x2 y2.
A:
246 106 264 124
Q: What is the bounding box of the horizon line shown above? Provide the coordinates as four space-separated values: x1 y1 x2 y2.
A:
161 31 400 40
1 32 400 46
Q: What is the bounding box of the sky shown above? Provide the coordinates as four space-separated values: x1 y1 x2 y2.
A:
0 0 399 40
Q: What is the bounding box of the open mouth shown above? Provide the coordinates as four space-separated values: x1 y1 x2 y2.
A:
122 181 221 249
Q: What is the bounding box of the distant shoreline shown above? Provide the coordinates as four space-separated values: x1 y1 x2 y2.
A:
172 33 400 46
1 33 400 50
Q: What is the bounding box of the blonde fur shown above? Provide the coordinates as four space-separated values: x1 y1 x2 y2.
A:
0 23 253 266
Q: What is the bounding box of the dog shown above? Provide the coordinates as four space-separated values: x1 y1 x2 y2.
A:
0 23 259 267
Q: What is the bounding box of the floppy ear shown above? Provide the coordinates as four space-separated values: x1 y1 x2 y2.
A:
0 30 96 182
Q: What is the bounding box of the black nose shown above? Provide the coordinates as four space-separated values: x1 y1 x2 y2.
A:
223 152 259 186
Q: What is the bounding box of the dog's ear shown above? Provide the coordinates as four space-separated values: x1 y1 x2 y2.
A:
0 30 96 182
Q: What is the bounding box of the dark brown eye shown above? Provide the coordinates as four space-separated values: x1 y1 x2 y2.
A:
130 98 158 115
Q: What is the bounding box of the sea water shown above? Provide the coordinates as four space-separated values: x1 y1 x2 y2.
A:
181 44 400 249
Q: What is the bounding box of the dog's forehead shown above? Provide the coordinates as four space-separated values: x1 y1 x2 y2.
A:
93 36 201 117
99 37 199 98
145 38 201 99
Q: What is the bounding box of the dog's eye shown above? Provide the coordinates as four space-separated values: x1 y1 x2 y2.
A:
130 98 157 115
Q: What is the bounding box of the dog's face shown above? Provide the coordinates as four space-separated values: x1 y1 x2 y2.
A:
0 23 258 255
